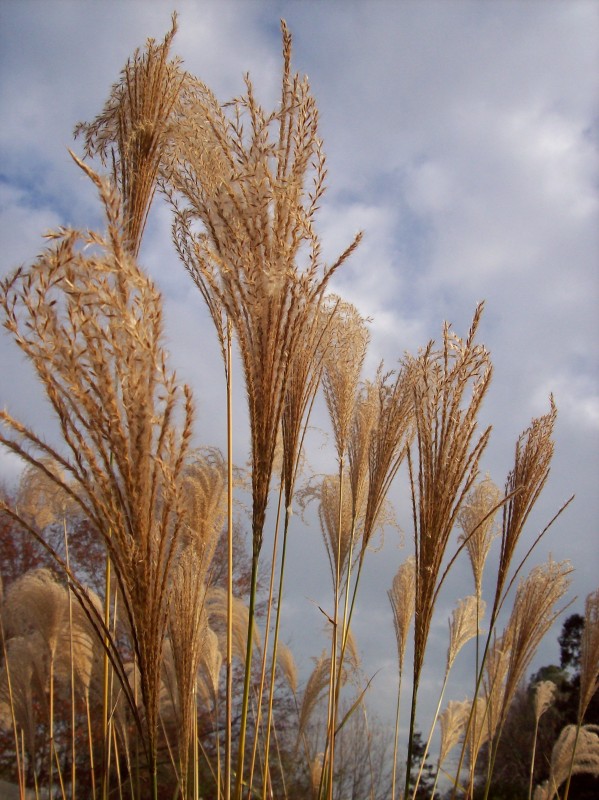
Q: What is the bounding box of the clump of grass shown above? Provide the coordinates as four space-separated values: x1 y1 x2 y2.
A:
163 24 361 795
0 163 194 798
404 303 492 795
481 557 573 799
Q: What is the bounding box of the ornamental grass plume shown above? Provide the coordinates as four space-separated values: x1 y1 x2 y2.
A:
388 556 416 676
534 680 557 723
447 595 484 673
480 558 573 800
347 380 379 524
559 588 599 799
206 586 261 664
0 165 194 795
0 635 37 777
451 402 566 800
578 588 599 723
16 461 80 531
457 476 502 601
164 28 361 794
439 699 471 770
430 698 471 798
75 14 186 258
361 363 415 556
300 473 363 592
404 304 492 797
463 695 490 788
493 399 558 618
412 596 485 799
259 297 343 799
298 652 332 745
277 643 298 698
481 633 511 753
319 302 371 797
535 724 599 800
529 681 558 800
499 558 572 734
166 25 361 561
2 570 69 795
195 627 221 710
167 450 226 797
322 301 370 468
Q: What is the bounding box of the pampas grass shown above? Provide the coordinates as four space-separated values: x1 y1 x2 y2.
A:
0 163 194 799
0 15 586 800
404 303 492 798
163 24 361 796
75 13 185 259
534 724 599 800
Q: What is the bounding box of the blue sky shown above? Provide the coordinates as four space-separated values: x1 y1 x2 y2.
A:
1 0 598 760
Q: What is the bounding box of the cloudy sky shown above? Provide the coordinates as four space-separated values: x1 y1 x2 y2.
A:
1 0 598 760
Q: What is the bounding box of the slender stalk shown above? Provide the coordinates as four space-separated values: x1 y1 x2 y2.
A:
234 551 260 800
262 500 291 799
214 693 221 800
404 673 421 800
0 614 25 797
561 723 581 800
528 715 541 800
411 671 450 798
86 694 97 800
391 672 403 800
324 459 345 800
102 544 112 800
249 483 283 798
64 519 77 800
194 685 200 800
226 319 234 800
49 652 55 800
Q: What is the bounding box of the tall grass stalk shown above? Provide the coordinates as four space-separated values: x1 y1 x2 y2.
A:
563 588 599 799
164 22 361 790
261 299 341 800
226 320 234 800
529 681 557 800
248 482 284 797
450 400 567 799
388 557 416 800
405 305 491 799
412 596 481 798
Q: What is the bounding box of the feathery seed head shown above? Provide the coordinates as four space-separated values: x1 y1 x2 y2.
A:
447 595 484 672
438 699 471 768
458 475 501 598
579 587 599 721
533 680 557 723
388 555 416 673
